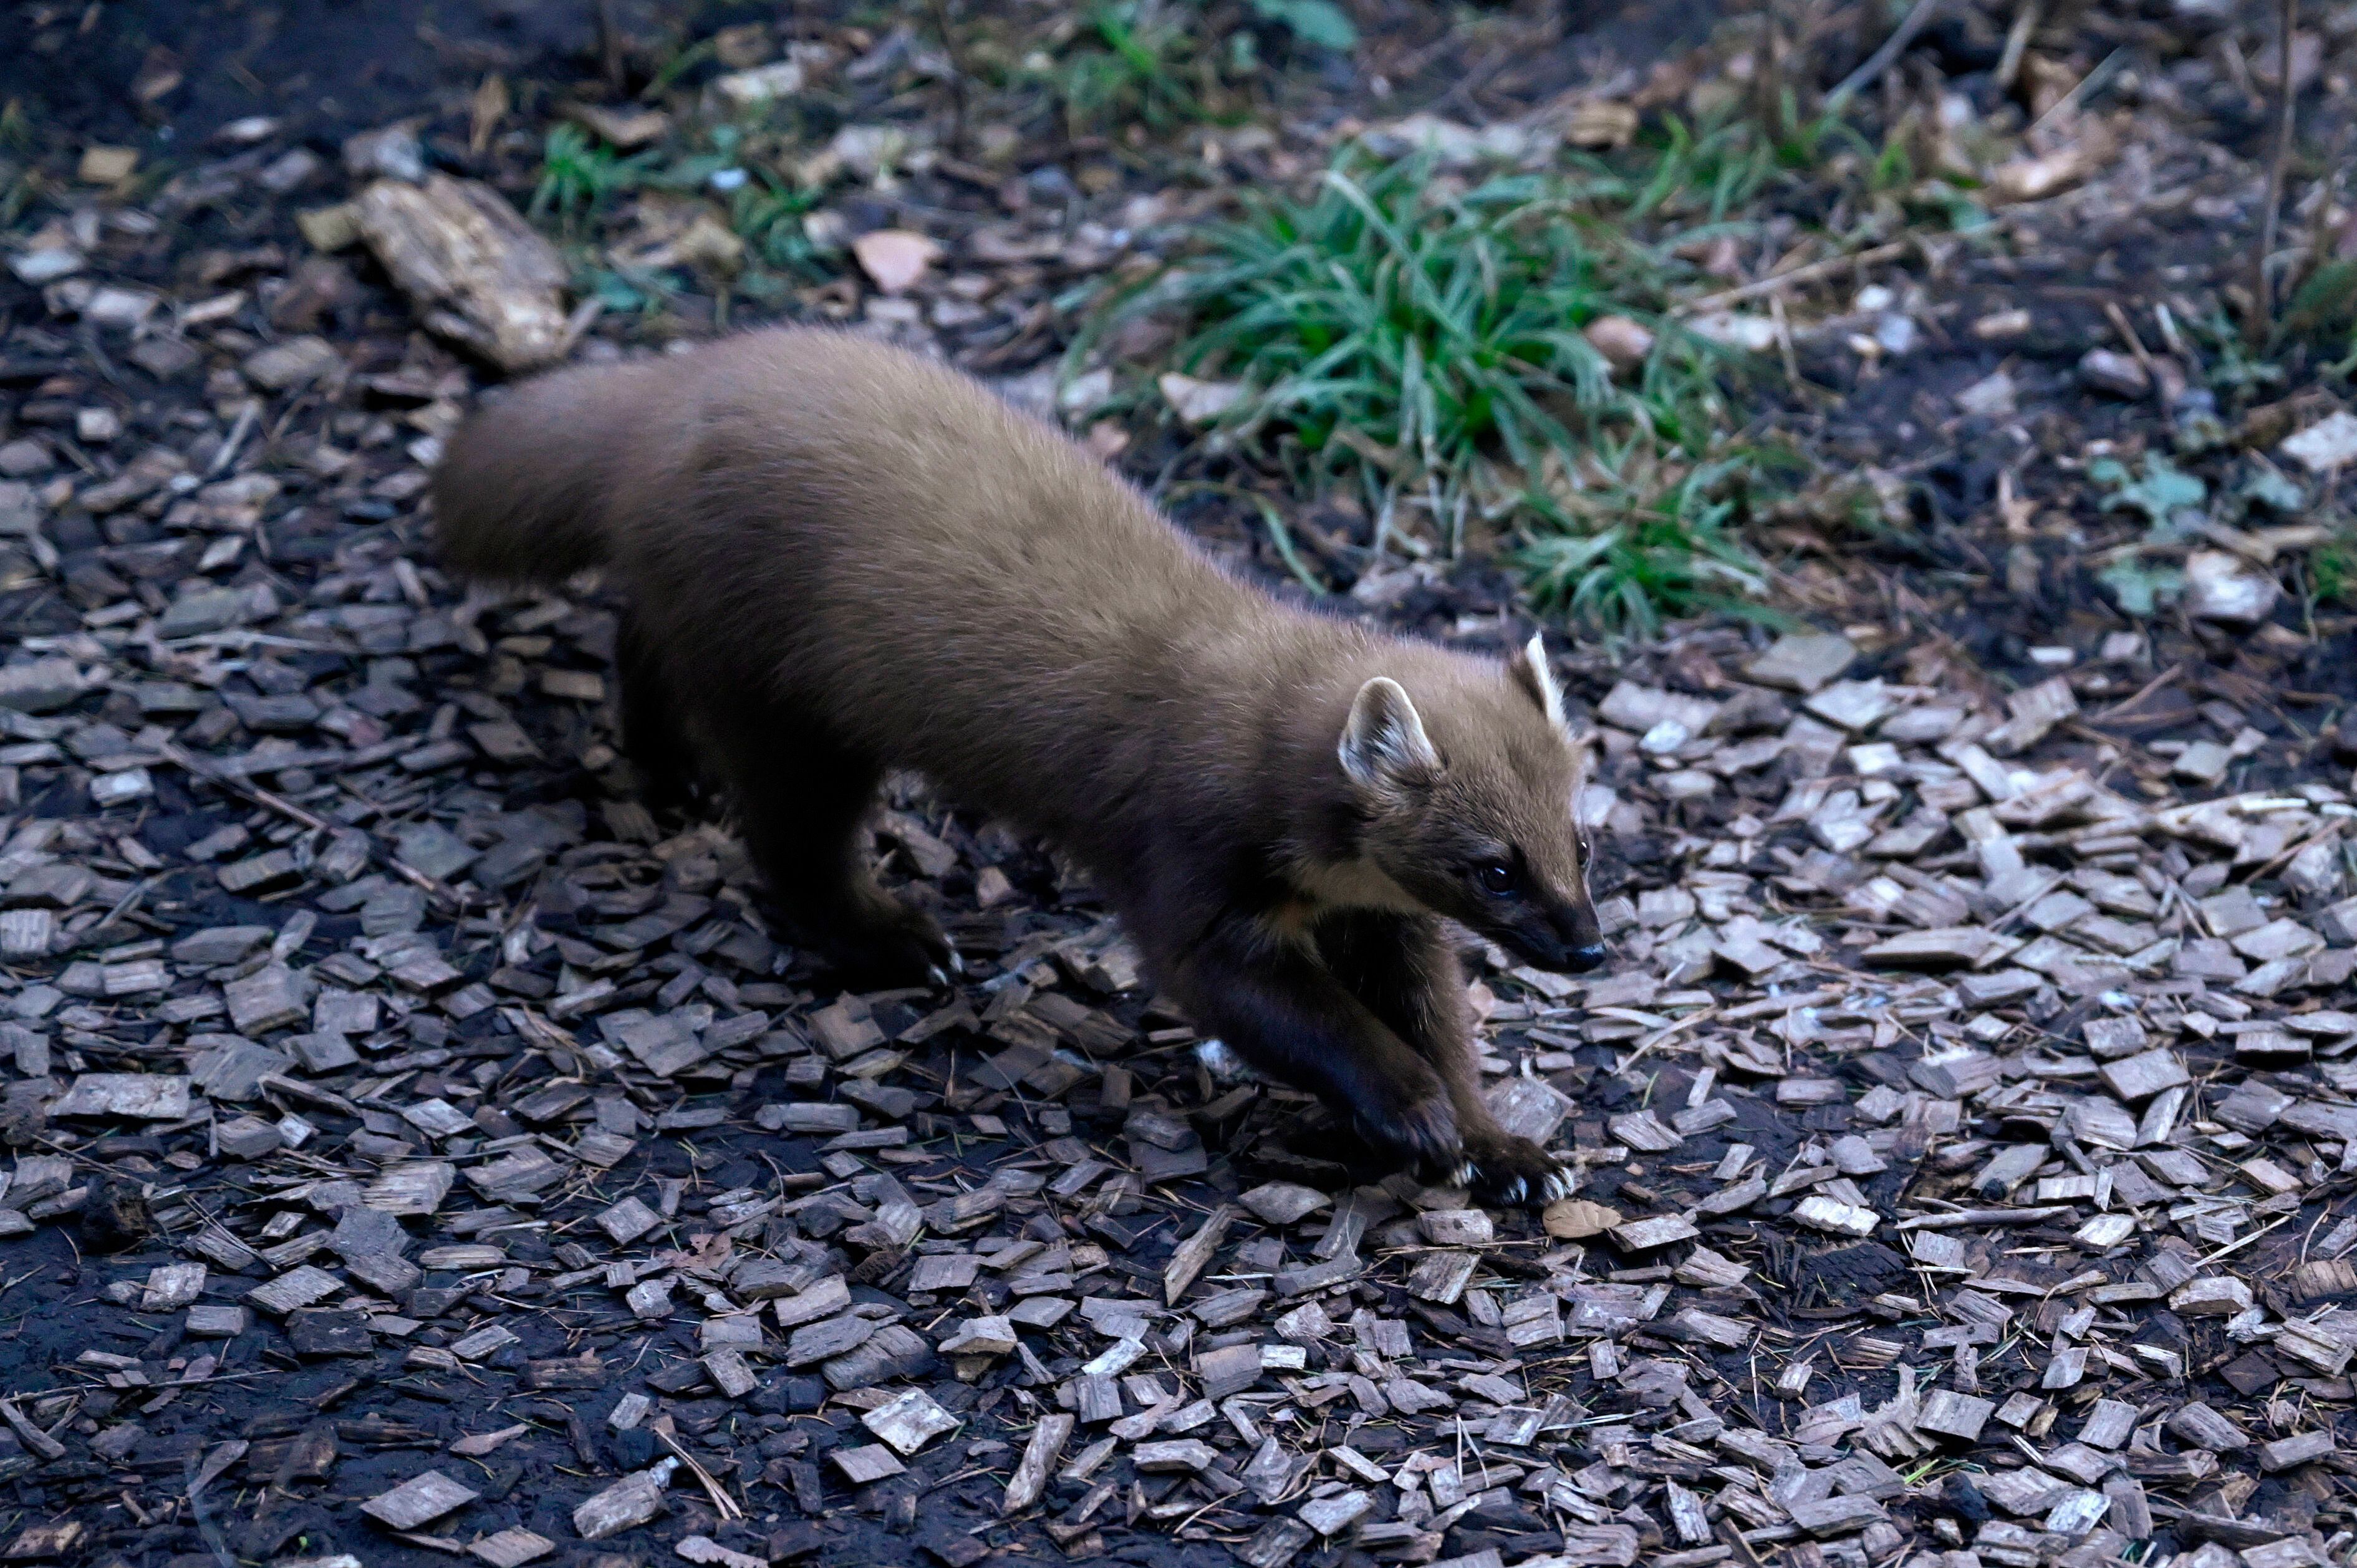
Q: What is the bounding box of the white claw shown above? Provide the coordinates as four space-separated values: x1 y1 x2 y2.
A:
945 948 966 977
1506 1177 1526 1205
1453 1160 1478 1188
1195 1037 1259 1085
926 964 951 989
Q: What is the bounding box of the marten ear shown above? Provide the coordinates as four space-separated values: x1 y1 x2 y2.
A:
1340 677 1440 793
1508 633 1567 733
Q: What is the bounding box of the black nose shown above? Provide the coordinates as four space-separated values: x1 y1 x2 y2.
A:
1568 943 1607 972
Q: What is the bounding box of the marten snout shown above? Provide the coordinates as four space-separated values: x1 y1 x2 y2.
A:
1491 891 1605 974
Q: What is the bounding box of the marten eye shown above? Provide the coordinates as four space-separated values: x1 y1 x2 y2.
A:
1476 861 1519 896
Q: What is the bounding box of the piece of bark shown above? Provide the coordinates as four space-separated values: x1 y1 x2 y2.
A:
355 173 572 371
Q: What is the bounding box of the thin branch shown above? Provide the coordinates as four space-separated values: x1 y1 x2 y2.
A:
1826 0 1945 112
927 0 968 160
2251 0 2299 345
595 0 625 95
1995 0 2044 97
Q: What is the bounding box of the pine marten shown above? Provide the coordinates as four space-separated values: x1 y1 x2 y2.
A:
433 328 1605 1203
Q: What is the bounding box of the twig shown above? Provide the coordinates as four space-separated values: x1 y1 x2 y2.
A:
205 398 260 479
2102 299 2171 410
1755 0 1784 142
1995 0 2043 96
1672 239 1911 314
182 1447 238 1568
925 0 968 160
2023 46 2126 145
1826 0 1944 110
652 1422 744 1519
2250 0 2300 346
2194 1213 2290 1269
158 741 461 908
596 0 626 94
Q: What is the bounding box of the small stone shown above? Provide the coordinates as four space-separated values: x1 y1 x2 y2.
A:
79 144 138 183
2079 348 2149 398
2183 549 2281 625
1583 314 1654 373
2282 409 2357 472
852 229 941 294
1745 633 1857 695
0 659 86 713
243 335 344 392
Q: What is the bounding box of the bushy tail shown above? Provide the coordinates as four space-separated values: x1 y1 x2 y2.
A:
431 357 663 585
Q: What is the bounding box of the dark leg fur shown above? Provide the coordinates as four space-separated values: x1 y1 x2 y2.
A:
1163 915 1460 1176
616 607 696 814
1316 911 1573 1206
705 706 954 988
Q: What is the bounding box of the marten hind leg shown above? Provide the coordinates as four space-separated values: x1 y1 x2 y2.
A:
1316 911 1573 1207
708 708 955 988
615 606 697 815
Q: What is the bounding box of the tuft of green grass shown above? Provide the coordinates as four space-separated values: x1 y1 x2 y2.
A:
1044 0 1352 137
1246 0 1357 53
531 122 652 228
1518 458 1778 636
1138 154 1737 480
2315 531 2357 605
1091 148 1760 633
1051 2 1223 136
1085 91 2004 634
1621 107 1864 223
728 173 829 276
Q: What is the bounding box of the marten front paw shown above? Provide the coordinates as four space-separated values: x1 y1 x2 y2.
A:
806 904 960 991
1350 1069 1463 1175
1455 1130 1574 1208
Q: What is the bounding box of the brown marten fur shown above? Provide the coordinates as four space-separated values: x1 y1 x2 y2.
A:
433 328 1604 1203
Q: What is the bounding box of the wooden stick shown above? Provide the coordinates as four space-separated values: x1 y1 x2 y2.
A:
158 741 461 907
2102 299 2171 409
927 0 968 160
2250 0 2298 345
1826 0 1944 110
1995 0 2043 96
1672 239 1910 315
596 0 625 94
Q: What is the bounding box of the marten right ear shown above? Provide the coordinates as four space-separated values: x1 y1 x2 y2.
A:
1508 633 1568 734
1340 677 1440 794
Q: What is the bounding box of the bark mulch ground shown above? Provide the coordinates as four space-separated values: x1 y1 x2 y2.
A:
8 7 2357 1568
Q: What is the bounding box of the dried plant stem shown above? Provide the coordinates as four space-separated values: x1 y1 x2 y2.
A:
1995 0 2043 96
1827 0 1944 112
2250 0 2299 345
928 0 968 158
1756 0 1784 140
596 0 625 94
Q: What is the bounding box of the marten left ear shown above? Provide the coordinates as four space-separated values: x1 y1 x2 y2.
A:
1508 633 1567 733
1340 677 1441 794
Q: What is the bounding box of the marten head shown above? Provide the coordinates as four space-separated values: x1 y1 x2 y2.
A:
1333 637 1606 973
